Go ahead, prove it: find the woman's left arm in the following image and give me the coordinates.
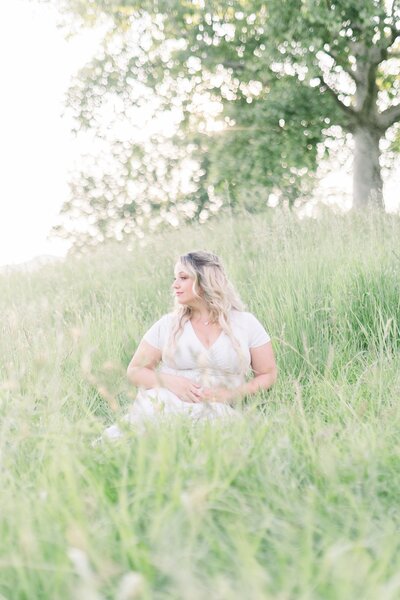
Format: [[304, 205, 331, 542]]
[[240, 342, 277, 396], [203, 341, 277, 403]]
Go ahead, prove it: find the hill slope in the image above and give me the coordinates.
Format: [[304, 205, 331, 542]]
[[1, 210, 400, 598]]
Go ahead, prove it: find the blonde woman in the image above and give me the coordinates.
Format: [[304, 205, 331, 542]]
[[104, 251, 277, 438]]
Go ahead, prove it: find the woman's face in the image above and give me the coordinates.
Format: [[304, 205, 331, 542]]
[[172, 263, 200, 306]]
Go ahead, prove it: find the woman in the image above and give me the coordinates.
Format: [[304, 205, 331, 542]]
[[104, 251, 277, 438]]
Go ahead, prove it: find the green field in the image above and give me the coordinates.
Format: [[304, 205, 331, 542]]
[[1, 209, 400, 599]]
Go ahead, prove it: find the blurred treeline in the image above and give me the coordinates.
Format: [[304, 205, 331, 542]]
[[49, 0, 400, 250]]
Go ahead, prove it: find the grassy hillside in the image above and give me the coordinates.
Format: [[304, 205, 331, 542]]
[[1, 209, 400, 599]]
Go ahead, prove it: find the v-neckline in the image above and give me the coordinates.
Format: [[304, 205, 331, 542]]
[[188, 320, 224, 352]]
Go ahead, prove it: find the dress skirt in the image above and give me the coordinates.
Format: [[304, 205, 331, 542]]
[[104, 387, 240, 439]]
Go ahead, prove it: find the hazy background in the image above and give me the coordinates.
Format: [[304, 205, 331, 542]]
[[1, 0, 399, 268], [0, 0, 101, 266]]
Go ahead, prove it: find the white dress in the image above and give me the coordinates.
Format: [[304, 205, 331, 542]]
[[104, 310, 270, 437]]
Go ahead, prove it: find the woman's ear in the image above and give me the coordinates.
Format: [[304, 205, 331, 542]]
[[195, 282, 204, 297]]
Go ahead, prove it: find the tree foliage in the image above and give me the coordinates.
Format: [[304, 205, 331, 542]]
[[51, 0, 400, 249]]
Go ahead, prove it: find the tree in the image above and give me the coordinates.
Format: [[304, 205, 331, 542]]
[[52, 0, 400, 248]]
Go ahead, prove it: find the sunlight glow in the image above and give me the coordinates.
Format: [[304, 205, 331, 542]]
[[0, 1, 399, 268]]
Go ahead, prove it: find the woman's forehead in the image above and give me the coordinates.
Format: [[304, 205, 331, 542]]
[[174, 262, 190, 275]]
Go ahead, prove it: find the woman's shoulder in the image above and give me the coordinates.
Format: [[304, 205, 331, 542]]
[[229, 310, 270, 346], [154, 312, 175, 327], [142, 312, 174, 348], [229, 310, 259, 323], [229, 309, 269, 331], [144, 312, 174, 332]]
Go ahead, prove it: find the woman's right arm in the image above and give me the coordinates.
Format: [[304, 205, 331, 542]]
[[127, 340, 202, 403]]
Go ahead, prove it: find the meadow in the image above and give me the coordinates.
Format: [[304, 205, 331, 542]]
[[1, 208, 400, 599]]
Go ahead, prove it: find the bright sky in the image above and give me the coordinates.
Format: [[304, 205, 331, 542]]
[[0, 1, 398, 268], [0, 0, 102, 267]]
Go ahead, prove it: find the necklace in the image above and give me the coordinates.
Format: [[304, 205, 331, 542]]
[[194, 316, 211, 326]]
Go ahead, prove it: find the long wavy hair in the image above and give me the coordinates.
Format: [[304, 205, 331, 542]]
[[168, 250, 247, 369]]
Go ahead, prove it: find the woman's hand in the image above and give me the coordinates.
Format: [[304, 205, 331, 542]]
[[165, 375, 204, 404], [202, 387, 236, 404]]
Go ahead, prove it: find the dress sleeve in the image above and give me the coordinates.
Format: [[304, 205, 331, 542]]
[[142, 314, 170, 350], [246, 313, 271, 348]]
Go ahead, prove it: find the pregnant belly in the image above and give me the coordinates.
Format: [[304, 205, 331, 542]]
[[158, 365, 244, 390], [127, 387, 240, 422]]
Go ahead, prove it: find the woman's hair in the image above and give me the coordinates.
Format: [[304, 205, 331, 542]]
[[168, 250, 247, 369]]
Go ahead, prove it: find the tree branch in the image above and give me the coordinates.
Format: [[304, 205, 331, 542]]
[[378, 103, 400, 130], [388, 23, 400, 48], [384, 4, 400, 50], [319, 74, 357, 120], [321, 49, 361, 84], [221, 60, 245, 71]]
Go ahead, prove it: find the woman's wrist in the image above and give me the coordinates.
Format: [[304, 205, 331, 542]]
[[157, 372, 177, 393], [232, 374, 276, 401]]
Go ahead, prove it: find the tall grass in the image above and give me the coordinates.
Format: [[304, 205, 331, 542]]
[[1, 208, 400, 599]]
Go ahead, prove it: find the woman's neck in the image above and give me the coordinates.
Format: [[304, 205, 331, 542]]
[[190, 305, 212, 324]]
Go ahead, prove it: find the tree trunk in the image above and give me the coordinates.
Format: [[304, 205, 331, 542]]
[[352, 126, 383, 210]]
